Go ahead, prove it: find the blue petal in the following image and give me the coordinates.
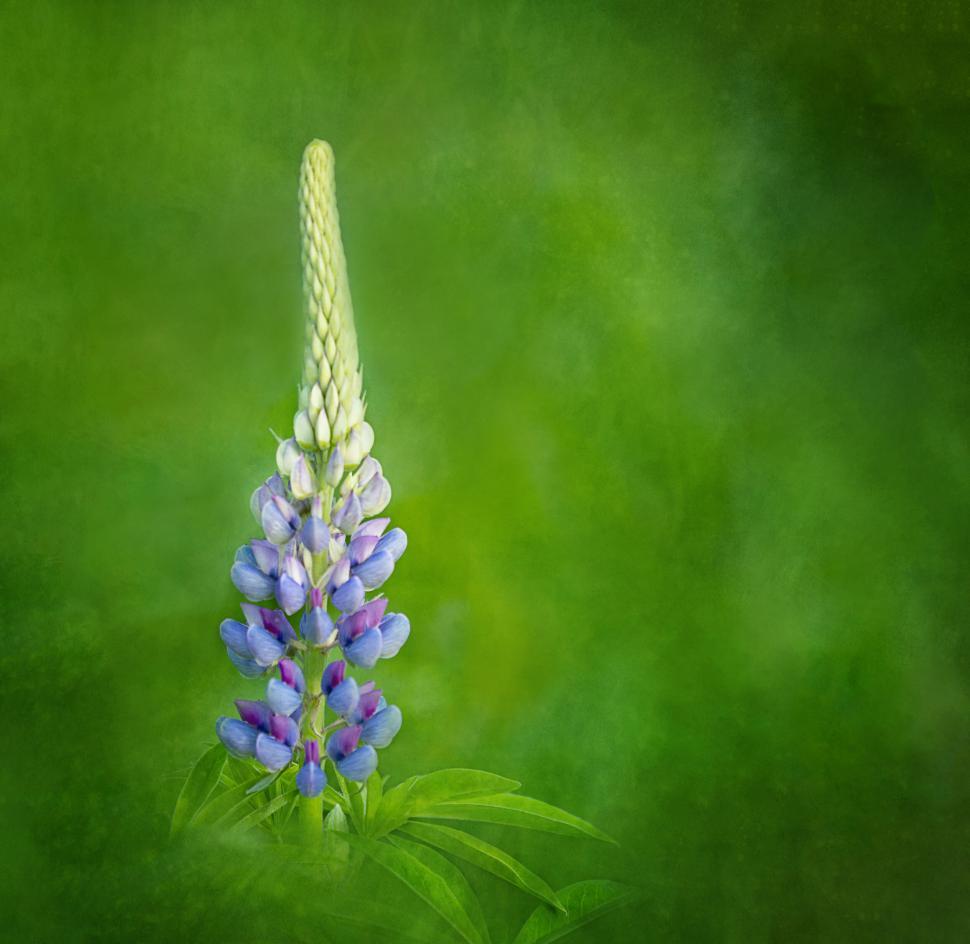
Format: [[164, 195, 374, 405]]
[[220, 619, 252, 656], [255, 733, 293, 772], [326, 677, 360, 717], [337, 745, 378, 782], [246, 624, 286, 667], [344, 627, 382, 669], [216, 717, 258, 758], [275, 573, 307, 615], [301, 607, 334, 646], [266, 678, 302, 716], [296, 761, 326, 798], [261, 498, 295, 545], [331, 576, 364, 614], [361, 705, 402, 749], [376, 527, 408, 562], [352, 550, 394, 591], [235, 545, 257, 567], [250, 540, 280, 577], [227, 647, 264, 678], [231, 562, 276, 601], [379, 613, 411, 659], [301, 516, 329, 554]]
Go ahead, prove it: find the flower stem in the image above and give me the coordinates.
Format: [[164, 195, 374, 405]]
[[299, 644, 327, 844]]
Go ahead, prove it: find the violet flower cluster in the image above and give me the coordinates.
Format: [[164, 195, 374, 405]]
[[216, 447, 408, 795]]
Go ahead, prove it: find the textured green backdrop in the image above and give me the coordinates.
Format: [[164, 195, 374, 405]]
[[2, 2, 968, 941]]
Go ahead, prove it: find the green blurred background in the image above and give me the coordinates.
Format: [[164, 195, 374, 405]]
[[2, 1, 968, 941]]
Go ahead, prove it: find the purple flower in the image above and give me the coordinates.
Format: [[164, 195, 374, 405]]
[[353, 549, 394, 591], [235, 699, 272, 730], [375, 527, 407, 562], [326, 725, 378, 782], [230, 560, 276, 602], [332, 576, 364, 614], [362, 704, 402, 748], [332, 492, 363, 534], [353, 517, 390, 539], [301, 515, 329, 555], [296, 739, 326, 798], [276, 553, 308, 614], [358, 474, 391, 516], [322, 659, 360, 716], [216, 717, 259, 758], [249, 473, 285, 523], [300, 589, 335, 646], [255, 732, 293, 771], [378, 612, 410, 659], [262, 494, 300, 544]]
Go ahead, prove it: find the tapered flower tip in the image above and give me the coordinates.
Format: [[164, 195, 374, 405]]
[[217, 717, 258, 758], [275, 573, 306, 615], [249, 474, 285, 523], [326, 724, 362, 762], [343, 428, 365, 468], [348, 533, 380, 566], [353, 549, 394, 591], [266, 677, 302, 716], [327, 677, 360, 717], [250, 540, 280, 577], [294, 409, 316, 449], [262, 495, 298, 545], [332, 575, 365, 613], [235, 699, 272, 731], [255, 732, 293, 772], [220, 619, 252, 656], [276, 436, 302, 477], [362, 705, 402, 749], [246, 624, 286, 667], [269, 713, 300, 747], [355, 686, 383, 722], [290, 454, 315, 500], [227, 647, 264, 678], [296, 760, 326, 798], [231, 562, 276, 602], [376, 527, 407, 562], [301, 516, 329, 555], [344, 626, 382, 668], [333, 492, 363, 534], [321, 659, 346, 693], [300, 606, 334, 646], [379, 613, 411, 659], [353, 517, 390, 540], [278, 657, 306, 692], [337, 745, 378, 782], [359, 475, 391, 516]]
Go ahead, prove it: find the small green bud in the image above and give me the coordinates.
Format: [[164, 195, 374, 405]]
[[276, 437, 302, 477], [294, 410, 315, 448], [315, 409, 332, 448]]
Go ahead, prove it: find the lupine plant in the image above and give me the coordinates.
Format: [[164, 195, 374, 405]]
[[171, 141, 635, 944]]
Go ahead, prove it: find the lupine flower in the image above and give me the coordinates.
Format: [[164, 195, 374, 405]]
[[212, 140, 410, 803]]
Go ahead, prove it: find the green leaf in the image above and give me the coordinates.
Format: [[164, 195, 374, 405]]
[[511, 880, 638, 944], [388, 835, 491, 944], [246, 768, 285, 795], [372, 769, 520, 837], [190, 775, 263, 828], [400, 821, 564, 912], [418, 793, 615, 844], [229, 790, 296, 833], [364, 771, 385, 835], [344, 833, 490, 944], [170, 743, 227, 836]]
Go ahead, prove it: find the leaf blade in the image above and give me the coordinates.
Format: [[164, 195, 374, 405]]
[[417, 793, 615, 843], [400, 820, 564, 912], [511, 880, 638, 944], [170, 743, 227, 836], [344, 833, 489, 944]]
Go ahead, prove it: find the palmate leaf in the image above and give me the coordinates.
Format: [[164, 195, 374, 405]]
[[343, 833, 490, 944], [170, 743, 226, 836], [511, 880, 638, 944], [373, 769, 521, 837], [400, 820, 564, 912], [417, 793, 615, 844]]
